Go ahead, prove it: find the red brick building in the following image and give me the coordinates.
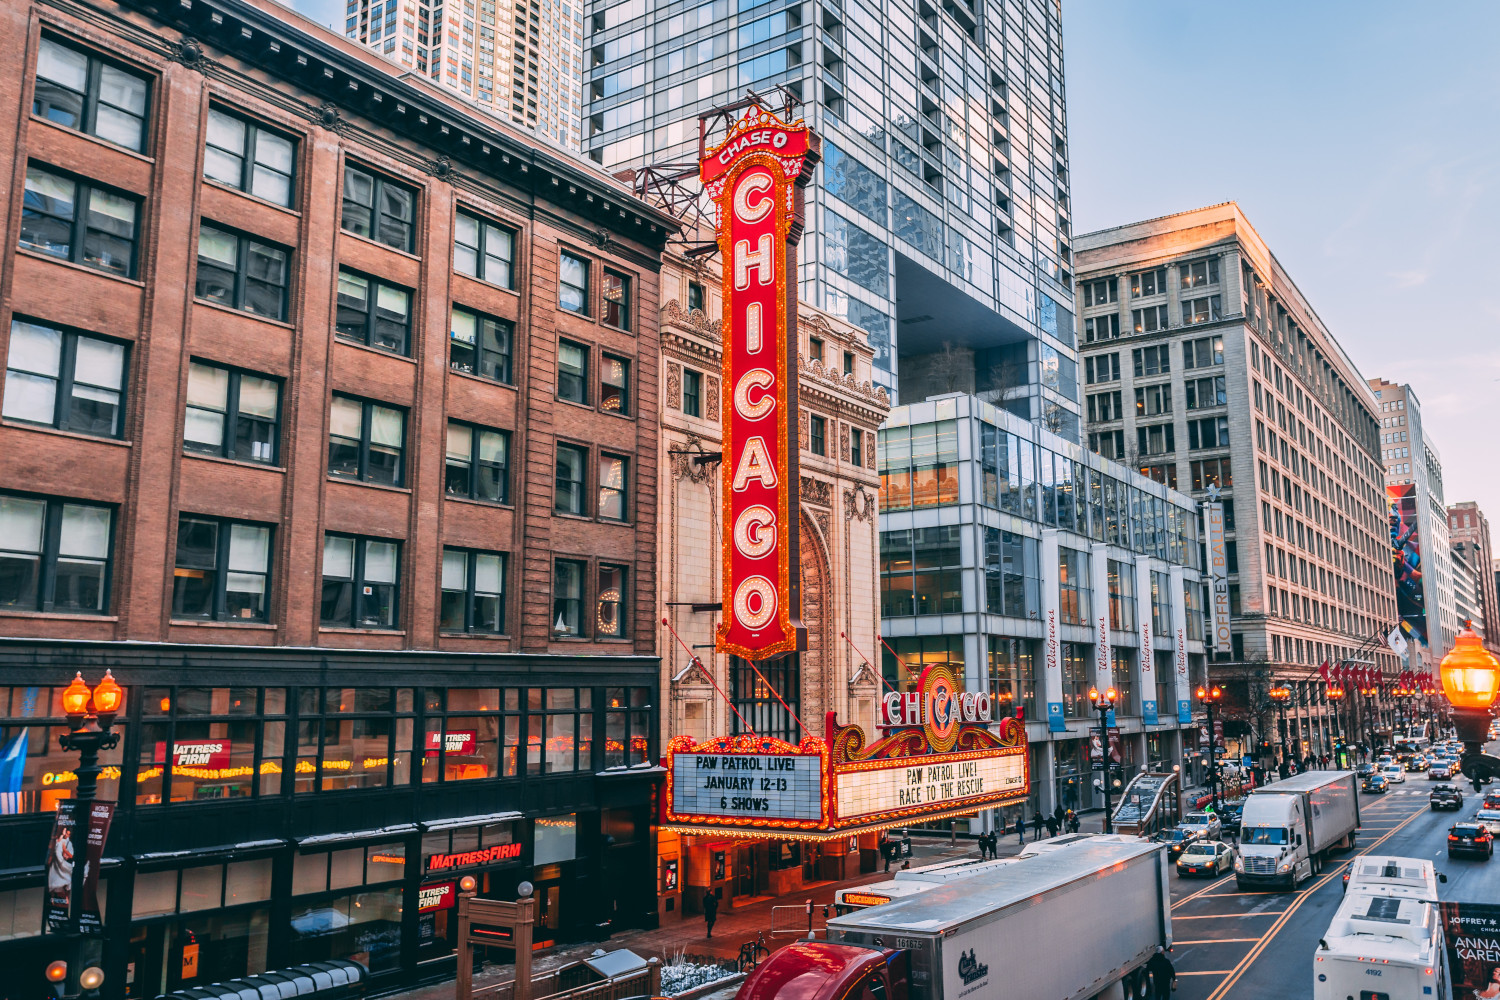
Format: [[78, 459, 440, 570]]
[[0, 0, 673, 991]]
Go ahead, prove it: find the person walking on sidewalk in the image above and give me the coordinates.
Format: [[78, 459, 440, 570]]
[[1067, 809, 1080, 834], [1045, 814, 1060, 838], [1145, 946, 1177, 999], [1032, 813, 1045, 841], [1013, 815, 1026, 846], [702, 888, 719, 939]]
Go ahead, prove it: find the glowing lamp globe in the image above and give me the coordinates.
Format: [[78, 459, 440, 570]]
[[1440, 626, 1500, 712], [92, 670, 124, 716], [61, 673, 91, 718]]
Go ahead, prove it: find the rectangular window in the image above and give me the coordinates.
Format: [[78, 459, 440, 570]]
[[850, 427, 864, 467], [1130, 268, 1167, 297], [810, 414, 826, 456], [1088, 430, 1125, 460], [203, 107, 296, 207], [552, 559, 585, 636], [1132, 345, 1170, 377], [557, 340, 589, 403], [1183, 336, 1225, 369], [196, 223, 290, 321], [21, 164, 139, 277], [1085, 353, 1120, 384], [171, 515, 271, 622], [1058, 547, 1091, 626], [341, 164, 416, 252], [602, 269, 630, 330], [1131, 305, 1167, 333], [453, 210, 515, 288], [843, 351, 855, 376], [0, 495, 112, 613], [808, 337, 824, 363], [682, 368, 702, 417], [601, 354, 630, 414], [1138, 463, 1176, 488], [1187, 416, 1230, 450], [1086, 391, 1121, 423], [3, 318, 126, 437], [320, 534, 399, 628], [1081, 277, 1117, 306], [1136, 423, 1175, 457], [687, 282, 704, 312], [1084, 314, 1119, 342], [183, 361, 279, 463], [1179, 258, 1219, 289], [1190, 457, 1233, 491], [440, 548, 506, 633], [327, 395, 405, 486], [445, 422, 510, 504], [1182, 296, 1222, 326], [1107, 559, 1136, 633], [555, 443, 587, 515], [335, 269, 411, 355], [1133, 384, 1170, 417], [449, 307, 512, 382], [597, 564, 627, 637], [33, 36, 150, 152], [598, 454, 628, 520], [559, 251, 589, 314], [1185, 376, 1226, 410]]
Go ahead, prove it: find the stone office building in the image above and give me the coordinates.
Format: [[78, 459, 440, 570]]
[[1074, 204, 1400, 759], [0, 0, 674, 991]]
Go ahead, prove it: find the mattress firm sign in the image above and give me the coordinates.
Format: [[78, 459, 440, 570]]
[[836, 752, 1027, 822], [670, 752, 823, 821]]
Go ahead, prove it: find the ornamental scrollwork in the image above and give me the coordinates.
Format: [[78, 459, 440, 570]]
[[844, 483, 876, 523]]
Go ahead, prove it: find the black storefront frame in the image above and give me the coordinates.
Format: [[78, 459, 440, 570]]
[[0, 641, 660, 997]]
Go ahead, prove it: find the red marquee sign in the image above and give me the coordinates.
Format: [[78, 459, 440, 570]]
[[702, 105, 819, 661]]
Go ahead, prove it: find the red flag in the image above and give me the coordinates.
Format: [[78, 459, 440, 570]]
[[1319, 661, 1330, 683]]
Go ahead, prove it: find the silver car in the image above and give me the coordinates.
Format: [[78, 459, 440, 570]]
[[1181, 811, 1223, 840]]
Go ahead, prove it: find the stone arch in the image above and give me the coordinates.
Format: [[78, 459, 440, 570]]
[[798, 509, 834, 724]]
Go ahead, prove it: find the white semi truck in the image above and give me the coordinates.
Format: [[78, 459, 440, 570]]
[[1235, 770, 1360, 889]]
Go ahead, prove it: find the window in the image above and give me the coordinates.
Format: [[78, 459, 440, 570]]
[[604, 687, 651, 766], [3, 318, 126, 437], [559, 251, 589, 314], [598, 454, 628, 520], [1058, 547, 1091, 625], [1130, 268, 1167, 297], [335, 270, 411, 355], [203, 108, 295, 206], [557, 340, 589, 403], [1085, 353, 1120, 384], [1137, 423, 1175, 457], [33, 36, 149, 152], [1190, 457, 1233, 491], [528, 693, 592, 774], [602, 269, 630, 329], [1107, 559, 1136, 632], [1182, 296, 1222, 326], [1084, 314, 1119, 342], [0, 495, 112, 613], [808, 337, 824, 363], [341, 164, 415, 252], [20, 165, 138, 277], [843, 351, 855, 376], [327, 396, 405, 486], [601, 355, 630, 414], [196, 223, 290, 321], [1185, 375, 1226, 410], [1089, 430, 1125, 460], [1139, 463, 1176, 488], [1086, 391, 1122, 423], [850, 427, 864, 466], [440, 548, 506, 633], [597, 564, 627, 637], [731, 654, 801, 741], [183, 362, 279, 463], [810, 414, 826, 456], [453, 211, 515, 288], [555, 443, 587, 515], [1132, 345, 1170, 377], [682, 368, 702, 417], [1183, 336, 1224, 368], [171, 516, 271, 621], [1134, 384, 1170, 417], [445, 422, 510, 504], [1179, 258, 1219, 289], [687, 282, 704, 311], [1081, 277, 1116, 306], [321, 535, 399, 628], [552, 558, 585, 635], [1188, 416, 1229, 450], [448, 306, 512, 382], [1131, 305, 1167, 334]]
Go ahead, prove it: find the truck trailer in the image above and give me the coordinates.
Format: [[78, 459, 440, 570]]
[[833, 856, 1019, 914], [737, 839, 1171, 1000], [1236, 770, 1359, 889]]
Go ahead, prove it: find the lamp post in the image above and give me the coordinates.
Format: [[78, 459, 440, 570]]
[[54, 671, 124, 999], [1268, 684, 1291, 773], [1088, 686, 1118, 833], [1197, 685, 1223, 810], [1438, 623, 1500, 791], [1326, 684, 1345, 766]]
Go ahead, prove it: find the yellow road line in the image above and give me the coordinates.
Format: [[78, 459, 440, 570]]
[[1174, 911, 1285, 919], [1179, 971, 1236, 976], [1172, 873, 1235, 910], [1173, 938, 1263, 945], [1206, 802, 1430, 1000]]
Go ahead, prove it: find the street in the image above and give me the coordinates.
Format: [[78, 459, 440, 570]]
[[1167, 780, 1493, 1000]]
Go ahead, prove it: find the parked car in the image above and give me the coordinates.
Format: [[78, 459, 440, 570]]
[[1476, 809, 1500, 836], [1381, 764, 1407, 784], [1176, 839, 1235, 877], [1362, 774, 1390, 794], [1431, 785, 1465, 810], [1449, 823, 1495, 860], [1156, 827, 1202, 861], [1430, 760, 1459, 779], [1181, 811, 1223, 840]]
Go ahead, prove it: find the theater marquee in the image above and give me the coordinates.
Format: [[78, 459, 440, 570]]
[[702, 105, 819, 662]]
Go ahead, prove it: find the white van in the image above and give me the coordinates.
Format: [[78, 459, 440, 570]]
[[1314, 857, 1450, 1000]]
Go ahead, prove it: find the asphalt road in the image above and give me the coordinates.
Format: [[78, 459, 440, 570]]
[[1167, 769, 1497, 1000]]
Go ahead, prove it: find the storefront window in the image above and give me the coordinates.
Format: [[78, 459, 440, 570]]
[[0, 686, 123, 813], [987, 637, 1037, 721], [604, 687, 650, 768], [423, 688, 514, 782], [294, 687, 414, 792], [288, 887, 403, 973], [0, 885, 44, 940], [133, 687, 284, 805], [534, 814, 577, 865], [882, 635, 964, 690], [528, 689, 591, 774]]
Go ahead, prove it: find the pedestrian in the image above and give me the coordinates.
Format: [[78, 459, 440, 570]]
[[1321, 754, 1329, 770], [986, 831, 996, 857], [702, 888, 719, 939], [1045, 815, 1059, 838], [1145, 945, 1177, 999], [1054, 802, 1066, 827], [1032, 813, 1045, 840], [881, 838, 893, 872], [1067, 810, 1080, 834], [1014, 815, 1026, 845]]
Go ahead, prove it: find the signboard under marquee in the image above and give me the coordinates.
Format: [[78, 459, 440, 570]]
[[703, 104, 819, 661], [661, 665, 1029, 838]]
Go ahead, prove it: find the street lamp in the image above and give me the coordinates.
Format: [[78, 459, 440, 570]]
[[55, 671, 124, 1000], [1326, 685, 1346, 766], [1439, 623, 1500, 791], [1196, 685, 1223, 810], [1088, 686, 1118, 833], [1268, 684, 1291, 773]]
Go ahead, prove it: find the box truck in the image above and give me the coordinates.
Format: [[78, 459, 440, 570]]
[[738, 839, 1171, 1000], [1314, 856, 1451, 1000], [1235, 770, 1359, 889]]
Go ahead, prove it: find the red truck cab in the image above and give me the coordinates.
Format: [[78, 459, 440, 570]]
[[738, 942, 910, 1000]]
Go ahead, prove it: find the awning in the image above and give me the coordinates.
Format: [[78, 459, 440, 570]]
[[421, 811, 523, 831], [154, 960, 366, 1000]]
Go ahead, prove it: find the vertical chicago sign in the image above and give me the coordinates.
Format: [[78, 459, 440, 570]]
[[702, 106, 819, 660]]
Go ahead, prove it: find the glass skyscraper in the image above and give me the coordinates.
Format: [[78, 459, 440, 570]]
[[582, 0, 1079, 433]]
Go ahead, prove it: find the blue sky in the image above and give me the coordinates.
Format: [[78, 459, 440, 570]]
[[1062, 0, 1500, 527]]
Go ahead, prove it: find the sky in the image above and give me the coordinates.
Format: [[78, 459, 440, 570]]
[[1061, 0, 1500, 528]]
